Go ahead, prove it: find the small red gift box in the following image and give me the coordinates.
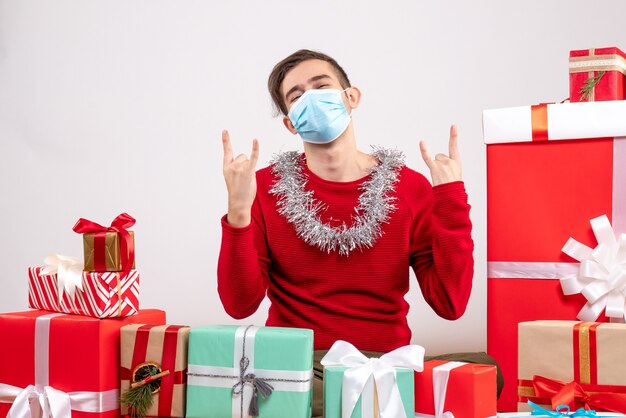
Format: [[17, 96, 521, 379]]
[[483, 100, 626, 411], [414, 360, 497, 418], [569, 47, 626, 102], [28, 266, 140, 318], [0, 309, 166, 418]]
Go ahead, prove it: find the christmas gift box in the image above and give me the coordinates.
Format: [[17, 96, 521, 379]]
[[483, 100, 626, 411], [186, 325, 314, 418], [321, 340, 423, 418], [73, 213, 136, 273], [120, 324, 190, 417], [517, 321, 626, 414], [28, 260, 140, 318], [0, 309, 166, 418], [414, 360, 497, 418], [569, 47, 626, 102]]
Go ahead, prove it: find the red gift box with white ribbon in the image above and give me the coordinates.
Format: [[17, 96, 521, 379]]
[[0, 309, 166, 418], [414, 360, 497, 418], [482, 100, 626, 411]]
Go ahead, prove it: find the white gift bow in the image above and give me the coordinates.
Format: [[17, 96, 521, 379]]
[[561, 214, 626, 322], [39, 254, 84, 300], [2, 384, 70, 418], [414, 361, 467, 418], [0, 313, 119, 418], [321, 340, 425, 418]]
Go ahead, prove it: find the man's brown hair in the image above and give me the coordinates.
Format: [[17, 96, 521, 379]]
[[268, 49, 351, 116]]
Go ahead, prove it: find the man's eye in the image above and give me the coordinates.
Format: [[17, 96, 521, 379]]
[[291, 95, 301, 103]]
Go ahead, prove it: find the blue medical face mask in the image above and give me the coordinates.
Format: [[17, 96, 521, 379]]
[[287, 88, 352, 144]]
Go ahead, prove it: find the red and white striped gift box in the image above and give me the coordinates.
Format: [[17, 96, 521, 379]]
[[28, 266, 140, 318]]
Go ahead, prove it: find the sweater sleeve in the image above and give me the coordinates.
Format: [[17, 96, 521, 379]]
[[217, 196, 271, 319], [409, 180, 474, 320]]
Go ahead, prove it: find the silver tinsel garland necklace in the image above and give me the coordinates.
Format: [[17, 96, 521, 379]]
[[269, 148, 405, 256]]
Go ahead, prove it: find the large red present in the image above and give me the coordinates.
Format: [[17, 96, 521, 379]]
[[414, 360, 497, 418], [28, 265, 140, 318], [483, 100, 626, 411], [0, 309, 166, 418], [569, 47, 626, 102]]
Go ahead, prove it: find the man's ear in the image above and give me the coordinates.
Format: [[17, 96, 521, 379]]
[[283, 116, 298, 135], [345, 86, 362, 110]]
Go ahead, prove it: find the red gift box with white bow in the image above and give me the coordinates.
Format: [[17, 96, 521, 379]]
[[0, 309, 166, 418], [483, 100, 626, 411]]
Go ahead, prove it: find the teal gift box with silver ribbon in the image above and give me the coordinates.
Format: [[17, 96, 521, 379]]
[[186, 325, 314, 418]]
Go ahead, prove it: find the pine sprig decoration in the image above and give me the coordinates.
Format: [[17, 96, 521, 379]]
[[120, 364, 161, 418], [579, 71, 605, 101], [121, 383, 154, 418]]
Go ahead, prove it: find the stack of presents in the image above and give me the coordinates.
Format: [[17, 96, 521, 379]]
[[1, 46, 625, 418]]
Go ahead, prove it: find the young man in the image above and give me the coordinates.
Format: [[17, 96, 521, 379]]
[[219, 49, 499, 416]]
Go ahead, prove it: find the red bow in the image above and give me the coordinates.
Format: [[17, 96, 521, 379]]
[[532, 375, 626, 414], [73, 213, 135, 280]]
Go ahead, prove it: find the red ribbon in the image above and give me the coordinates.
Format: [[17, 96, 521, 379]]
[[531, 103, 549, 142], [532, 375, 626, 413], [573, 322, 600, 385], [72, 213, 135, 280]]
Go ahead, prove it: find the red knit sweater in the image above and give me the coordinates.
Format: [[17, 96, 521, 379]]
[[217, 157, 474, 352]]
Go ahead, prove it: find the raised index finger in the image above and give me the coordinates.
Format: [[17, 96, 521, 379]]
[[449, 124, 461, 162], [222, 129, 233, 166]]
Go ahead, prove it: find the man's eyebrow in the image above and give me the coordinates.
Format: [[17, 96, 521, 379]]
[[309, 74, 332, 83], [284, 74, 334, 101]]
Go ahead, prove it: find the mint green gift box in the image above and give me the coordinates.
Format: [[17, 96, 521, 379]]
[[186, 325, 314, 418], [323, 366, 414, 418]]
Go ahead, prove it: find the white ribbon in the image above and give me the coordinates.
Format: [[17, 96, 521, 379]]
[[487, 261, 579, 280], [321, 340, 425, 418], [414, 362, 467, 418], [561, 214, 626, 322], [0, 313, 119, 418], [39, 254, 84, 300]]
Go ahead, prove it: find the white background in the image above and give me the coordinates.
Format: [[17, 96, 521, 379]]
[[1, 0, 625, 354]]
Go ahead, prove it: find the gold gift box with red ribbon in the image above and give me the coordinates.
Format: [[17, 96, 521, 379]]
[[121, 324, 191, 417], [82, 230, 136, 272], [518, 320, 626, 414], [569, 47, 626, 102], [73, 213, 136, 273]]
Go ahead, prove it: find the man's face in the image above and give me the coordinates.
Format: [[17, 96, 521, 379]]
[[280, 59, 347, 115]]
